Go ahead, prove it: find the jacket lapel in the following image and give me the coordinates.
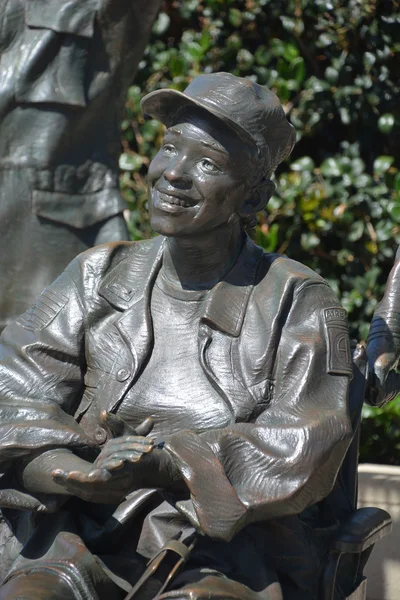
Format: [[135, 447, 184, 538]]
[[98, 237, 164, 411], [201, 235, 264, 336], [198, 236, 264, 420]]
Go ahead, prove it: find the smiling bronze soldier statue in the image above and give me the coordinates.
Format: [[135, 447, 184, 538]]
[[0, 0, 160, 330], [0, 73, 354, 600]]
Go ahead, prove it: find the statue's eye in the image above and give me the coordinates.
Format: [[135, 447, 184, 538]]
[[162, 144, 176, 156], [200, 159, 220, 173]]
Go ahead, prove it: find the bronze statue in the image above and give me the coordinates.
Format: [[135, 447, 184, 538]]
[[0, 0, 161, 331], [0, 73, 354, 600], [367, 246, 400, 405]]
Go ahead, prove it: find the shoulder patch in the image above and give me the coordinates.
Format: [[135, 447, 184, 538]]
[[17, 287, 69, 331], [324, 307, 353, 376]]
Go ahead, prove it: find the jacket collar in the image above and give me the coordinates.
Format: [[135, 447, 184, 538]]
[[98, 234, 264, 338], [201, 235, 264, 336], [98, 236, 165, 310]]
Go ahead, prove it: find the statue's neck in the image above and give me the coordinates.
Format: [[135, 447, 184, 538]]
[[162, 225, 244, 291]]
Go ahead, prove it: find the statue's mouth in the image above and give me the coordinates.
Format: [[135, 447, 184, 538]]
[[160, 193, 192, 208], [156, 189, 198, 211]]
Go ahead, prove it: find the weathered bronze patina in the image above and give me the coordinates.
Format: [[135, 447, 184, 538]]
[[0, 73, 354, 600], [0, 0, 161, 330], [367, 246, 400, 405]]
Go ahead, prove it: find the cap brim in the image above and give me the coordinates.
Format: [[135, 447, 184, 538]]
[[141, 88, 257, 150]]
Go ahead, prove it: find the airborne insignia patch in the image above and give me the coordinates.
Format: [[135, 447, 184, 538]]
[[324, 307, 353, 376]]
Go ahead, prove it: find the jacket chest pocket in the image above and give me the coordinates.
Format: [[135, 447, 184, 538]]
[[16, 0, 98, 107]]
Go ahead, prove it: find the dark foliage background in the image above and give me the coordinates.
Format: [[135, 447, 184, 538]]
[[119, 0, 400, 463]]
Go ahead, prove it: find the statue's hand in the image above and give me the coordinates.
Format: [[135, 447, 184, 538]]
[[51, 416, 155, 503], [52, 444, 179, 500], [51, 464, 137, 503], [94, 434, 154, 472], [51, 440, 153, 503], [96, 442, 181, 491], [366, 334, 400, 406]]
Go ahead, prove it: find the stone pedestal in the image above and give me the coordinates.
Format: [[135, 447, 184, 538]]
[[358, 464, 400, 600]]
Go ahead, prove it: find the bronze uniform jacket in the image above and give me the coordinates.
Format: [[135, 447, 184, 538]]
[[0, 235, 353, 546]]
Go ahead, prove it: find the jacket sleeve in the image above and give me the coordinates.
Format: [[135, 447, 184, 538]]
[[0, 257, 96, 473], [165, 282, 353, 541]]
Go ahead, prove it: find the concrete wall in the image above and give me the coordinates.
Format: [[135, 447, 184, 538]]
[[358, 464, 400, 600]]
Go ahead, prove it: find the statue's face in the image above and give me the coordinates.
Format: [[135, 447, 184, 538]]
[[147, 120, 252, 237]]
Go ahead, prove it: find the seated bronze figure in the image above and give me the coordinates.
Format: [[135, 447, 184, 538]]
[[0, 73, 355, 600]]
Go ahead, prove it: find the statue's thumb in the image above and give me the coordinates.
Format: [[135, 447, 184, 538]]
[[135, 417, 155, 437], [100, 411, 154, 438], [100, 410, 136, 437]]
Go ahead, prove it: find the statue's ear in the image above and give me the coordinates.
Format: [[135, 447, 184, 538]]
[[239, 179, 275, 218]]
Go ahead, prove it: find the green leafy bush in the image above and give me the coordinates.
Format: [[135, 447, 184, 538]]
[[120, 0, 400, 463], [361, 399, 400, 464]]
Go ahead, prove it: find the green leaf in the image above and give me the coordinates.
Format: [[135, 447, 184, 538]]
[[283, 42, 299, 62], [290, 156, 315, 172], [348, 221, 364, 241], [373, 155, 395, 175], [395, 173, 400, 201], [237, 49, 254, 69], [226, 33, 242, 50], [388, 202, 400, 223], [152, 12, 170, 35], [301, 232, 320, 250], [199, 30, 211, 51], [339, 157, 352, 173], [229, 8, 243, 27], [127, 86, 141, 101], [119, 153, 144, 171], [318, 33, 333, 47], [325, 67, 338, 84], [270, 38, 285, 57], [351, 158, 366, 176], [255, 45, 270, 66], [320, 158, 342, 177], [339, 107, 350, 125], [353, 173, 372, 188], [280, 16, 296, 32], [363, 52, 376, 68], [378, 114, 395, 134], [184, 42, 203, 62], [256, 224, 279, 252], [169, 55, 187, 78], [290, 57, 306, 85], [367, 93, 380, 106]]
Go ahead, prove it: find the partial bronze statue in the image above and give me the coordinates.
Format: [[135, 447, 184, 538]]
[[0, 0, 161, 330], [0, 73, 354, 600], [367, 246, 400, 405]]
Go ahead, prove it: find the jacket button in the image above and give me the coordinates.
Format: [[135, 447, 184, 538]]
[[94, 426, 108, 445], [116, 368, 130, 382]]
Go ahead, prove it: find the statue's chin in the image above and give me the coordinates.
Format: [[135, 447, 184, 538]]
[[150, 215, 185, 238]]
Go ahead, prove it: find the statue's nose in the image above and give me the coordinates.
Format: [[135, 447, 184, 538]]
[[163, 158, 192, 187]]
